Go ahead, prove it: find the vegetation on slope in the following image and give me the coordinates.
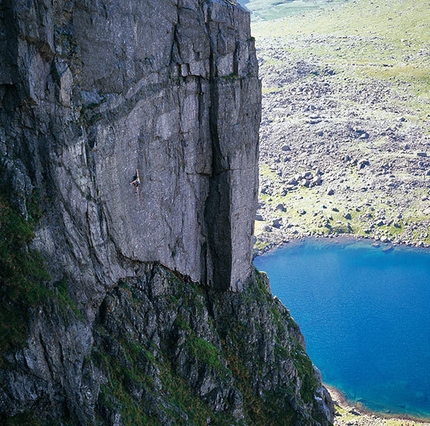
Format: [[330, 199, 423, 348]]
[[251, 0, 430, 251], [240, 0, 350, 22], [92, 268, 332, 425], [0, 187, 50, 363], [0, 180, 82, 372]]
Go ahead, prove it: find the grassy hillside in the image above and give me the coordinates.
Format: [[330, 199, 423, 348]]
[[252, 0, 430, 250], [239, 0, 350, 21], [253, 0, 430, 95]]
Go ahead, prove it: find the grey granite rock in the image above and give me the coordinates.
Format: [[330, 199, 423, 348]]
[[0, 1, 333, 424], [1, 0, 260, 301]]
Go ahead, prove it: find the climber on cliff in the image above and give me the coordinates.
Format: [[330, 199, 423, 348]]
[[130, 169, 140, 195]]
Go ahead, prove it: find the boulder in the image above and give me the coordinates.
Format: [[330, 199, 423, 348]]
[[275, 203, 286, 212]]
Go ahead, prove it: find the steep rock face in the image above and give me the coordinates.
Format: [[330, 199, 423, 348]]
[[0, 0, 334, 424], [0, 265, 333, 425], [1, 0, 260, 298], [93, 267, 334, 425]]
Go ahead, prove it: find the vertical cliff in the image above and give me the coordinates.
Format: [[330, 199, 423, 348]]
[[0, 0, 334, 424], [1, 0, 260, 296]]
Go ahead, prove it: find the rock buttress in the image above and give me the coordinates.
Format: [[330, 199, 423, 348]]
[[0, 0, 334, 424], [1, 0, 260, 298]]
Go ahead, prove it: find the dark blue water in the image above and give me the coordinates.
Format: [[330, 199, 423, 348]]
[[254, 238, 430, 419]]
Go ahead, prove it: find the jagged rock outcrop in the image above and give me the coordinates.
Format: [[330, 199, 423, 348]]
[[0, 264, 333, 425], [0, 0, 334, 424]]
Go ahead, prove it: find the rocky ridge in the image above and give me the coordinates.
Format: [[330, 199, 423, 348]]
[[0, 261, 334, 425]]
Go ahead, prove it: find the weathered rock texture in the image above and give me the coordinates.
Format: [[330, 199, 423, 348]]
[[1, 0, 260, 295], [0, 0, 334, 424]]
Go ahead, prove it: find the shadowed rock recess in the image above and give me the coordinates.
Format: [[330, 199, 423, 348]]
[[0, 0, 333, 424]]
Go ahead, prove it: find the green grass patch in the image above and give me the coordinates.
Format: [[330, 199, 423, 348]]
[[0, 193, 51, 362], [252, 0, 430, 40], [243, 0, 350, 22], [185, 337, 231, 378], [253, 0, 430, 104]]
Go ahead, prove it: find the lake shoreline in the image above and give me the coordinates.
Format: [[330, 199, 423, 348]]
[[326, 384, 430, 426], [253, 232, 430, 258]]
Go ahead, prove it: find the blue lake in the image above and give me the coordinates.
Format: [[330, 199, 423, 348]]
[[254, 238, 430, 419]]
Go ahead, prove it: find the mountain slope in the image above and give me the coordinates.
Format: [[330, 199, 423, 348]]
[[252, 0, 430, 250]]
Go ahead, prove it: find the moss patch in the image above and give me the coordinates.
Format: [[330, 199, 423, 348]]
[[0, 193, 50, 361]]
